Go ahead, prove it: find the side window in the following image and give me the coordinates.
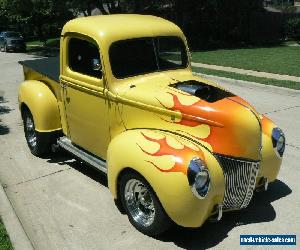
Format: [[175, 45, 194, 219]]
[[68, 38, 102, 78]]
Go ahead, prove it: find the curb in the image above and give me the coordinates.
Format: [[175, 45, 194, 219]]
[[194, 72, 300, 94], [0, 184, 34, 250]]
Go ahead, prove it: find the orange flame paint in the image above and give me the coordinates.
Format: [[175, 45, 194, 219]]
[[138, 132, 204, 175], [157, 92, 204, 127], [157, 92, 261, 159]]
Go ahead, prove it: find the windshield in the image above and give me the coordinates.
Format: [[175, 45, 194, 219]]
[[5, 32, 21, 38], [109, 36, 188, 79]]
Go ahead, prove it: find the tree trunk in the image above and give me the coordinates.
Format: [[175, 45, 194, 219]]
[[174, 0, 184, 28], [134, 0, 141, 13], [87, 2, 92, 16], [36, 25, 46, 45], [106, 0, 121, 14], [96, 0, 109, 14]]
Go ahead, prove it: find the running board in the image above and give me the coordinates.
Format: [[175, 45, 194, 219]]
[[57, 137, 107, 174]]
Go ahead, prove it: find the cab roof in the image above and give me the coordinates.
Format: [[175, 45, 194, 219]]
[[62, 14, 184, 45]]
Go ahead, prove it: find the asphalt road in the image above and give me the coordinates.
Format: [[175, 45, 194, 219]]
[[0, 52, 299, 250]]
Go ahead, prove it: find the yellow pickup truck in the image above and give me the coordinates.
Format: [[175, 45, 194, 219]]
[[18, 15, 285, 236]]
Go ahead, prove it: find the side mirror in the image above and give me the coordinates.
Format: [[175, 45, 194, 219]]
[[92, 58, 102, 71]]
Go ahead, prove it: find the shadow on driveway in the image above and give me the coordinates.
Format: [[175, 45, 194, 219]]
[[0, 95, 12, 135], [158, 180, 291, 249], [45, 150, 108, 187], [43, 150, 291, 249]]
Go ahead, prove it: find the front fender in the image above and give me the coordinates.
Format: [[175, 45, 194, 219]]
[[107, 129, 225, 227], [18, 80, 61, 132], [258, 115, 283, 182]]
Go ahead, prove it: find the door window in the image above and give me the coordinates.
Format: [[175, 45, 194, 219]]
[[68, 38, 102, 78]]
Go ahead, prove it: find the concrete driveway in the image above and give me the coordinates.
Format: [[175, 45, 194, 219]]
[[0, 52, 299, 250]]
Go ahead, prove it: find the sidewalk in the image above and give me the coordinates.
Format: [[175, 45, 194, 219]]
[[192, 62, 300, 83], [0, 184, 33, 250]]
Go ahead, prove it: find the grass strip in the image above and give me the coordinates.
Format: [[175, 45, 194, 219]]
[[0, 218, 13, 250], [193, 67, 300, 90], [26, 38, 60, 48]]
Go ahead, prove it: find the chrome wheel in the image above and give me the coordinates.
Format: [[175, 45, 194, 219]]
[[22, 109, 54, 156], [25, 116, 37, 147], [124, 179, 155, 227]]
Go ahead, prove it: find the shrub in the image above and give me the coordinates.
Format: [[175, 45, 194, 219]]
[[286, 17, 300, 40]]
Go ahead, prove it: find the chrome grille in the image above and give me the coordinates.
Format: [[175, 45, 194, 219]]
[[216, 155, 260, 210]]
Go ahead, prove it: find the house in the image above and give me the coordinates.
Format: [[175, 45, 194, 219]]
[[295, 0, 300, 6]]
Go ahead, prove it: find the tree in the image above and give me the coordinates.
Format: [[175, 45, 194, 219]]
[[69, 0, 168, 16], [0, 1, 9, 30], [1, 0, 267, 48], [69, 0, 122, 16], [0, 0, 74, 43]]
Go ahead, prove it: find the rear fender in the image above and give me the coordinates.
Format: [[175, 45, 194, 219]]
[[18, 80, 61, 132]]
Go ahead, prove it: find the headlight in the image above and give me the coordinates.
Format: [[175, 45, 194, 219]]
[[272, 127, 285, 157], [187, 157, 210, 199]]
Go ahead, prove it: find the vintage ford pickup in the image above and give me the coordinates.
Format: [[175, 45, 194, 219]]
[[18, 15, 285, 236]]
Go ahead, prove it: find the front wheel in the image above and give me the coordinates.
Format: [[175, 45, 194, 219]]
[[119, 172, 172, 236], [22, 110, 55, 156]]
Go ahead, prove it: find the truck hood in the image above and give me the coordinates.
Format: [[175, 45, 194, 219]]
[[117, 73, 261, 160]]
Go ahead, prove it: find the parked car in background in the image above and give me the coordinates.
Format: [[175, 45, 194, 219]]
[[0, 31, 26, 52]]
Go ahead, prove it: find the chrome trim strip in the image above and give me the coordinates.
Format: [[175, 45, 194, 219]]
[[263, 177, 269, 191], [216, 204, 223, 221], [209, 204, 223, 222], [57, 137, 107, 174]]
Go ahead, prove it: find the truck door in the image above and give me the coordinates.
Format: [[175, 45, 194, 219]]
[[60, 36, 110, 159]]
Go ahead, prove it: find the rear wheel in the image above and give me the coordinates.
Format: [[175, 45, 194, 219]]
[[119, 172, 172, 236], [22, 109, 55, 156]]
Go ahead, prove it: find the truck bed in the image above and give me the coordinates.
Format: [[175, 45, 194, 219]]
[[19, 57, 60, 83]]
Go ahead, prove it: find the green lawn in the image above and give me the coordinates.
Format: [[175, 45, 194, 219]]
[[191, 46, 300, 77], [0, 218, 13, 250], [193, 67, 300, 90], [26, 40, 43, 47]]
